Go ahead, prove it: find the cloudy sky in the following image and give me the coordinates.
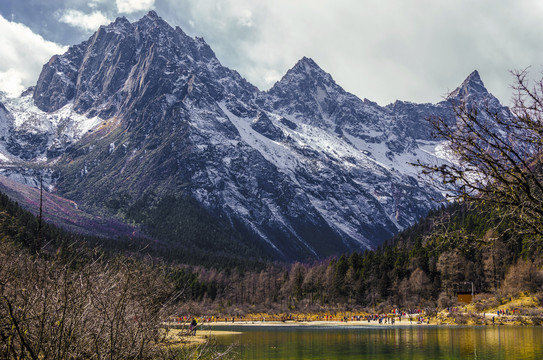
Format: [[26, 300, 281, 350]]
[[1, 0, 542, 106]]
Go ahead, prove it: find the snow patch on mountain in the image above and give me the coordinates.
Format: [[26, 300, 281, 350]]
[[219, 102, 299, 171], [0, 92, 102, 162]]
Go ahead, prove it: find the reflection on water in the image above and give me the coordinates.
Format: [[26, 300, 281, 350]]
[[213, 325, 543, 359]]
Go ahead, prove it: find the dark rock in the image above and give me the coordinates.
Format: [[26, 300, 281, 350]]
[[279, 117, 297, 130], [251, 112, 284, 141]]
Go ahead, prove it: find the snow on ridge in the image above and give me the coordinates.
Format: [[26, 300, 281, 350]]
[[218, 102, 300, 171], [343, 132, 451, 178], [220, 101, 394, 179], [2, 93, 103, 151]]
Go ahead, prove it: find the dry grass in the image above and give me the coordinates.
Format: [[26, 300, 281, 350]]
[[163, 328, 241, 348]]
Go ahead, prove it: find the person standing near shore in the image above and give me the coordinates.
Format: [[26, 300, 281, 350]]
[[189, 319, 197, 336]]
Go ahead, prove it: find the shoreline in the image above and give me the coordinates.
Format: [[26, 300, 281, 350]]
[[201, 319, 435, 327], [170, 312, 540, 330]]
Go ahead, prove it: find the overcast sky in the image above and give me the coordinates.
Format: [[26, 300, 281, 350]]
[[1, 0, 542, 106]]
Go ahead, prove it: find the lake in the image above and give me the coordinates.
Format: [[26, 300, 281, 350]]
[[212, 325, 543, 359]]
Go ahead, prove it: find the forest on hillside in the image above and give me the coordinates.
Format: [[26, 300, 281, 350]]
[[175, 203, 543, 316]]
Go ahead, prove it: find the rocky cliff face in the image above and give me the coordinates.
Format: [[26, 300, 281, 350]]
[[0, 12, 507, 261]]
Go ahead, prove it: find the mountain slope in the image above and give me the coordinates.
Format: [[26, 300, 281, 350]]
[[0, 174, 140, 239], [0, 12, 507, 261]]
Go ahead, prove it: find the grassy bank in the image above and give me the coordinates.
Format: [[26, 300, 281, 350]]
[[172, 292, 543, 328]]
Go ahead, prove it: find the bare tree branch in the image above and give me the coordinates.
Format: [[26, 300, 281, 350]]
[[416, 70, 543, 243]]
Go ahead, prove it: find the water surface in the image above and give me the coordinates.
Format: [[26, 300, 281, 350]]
[[213, 325, 543, 359]]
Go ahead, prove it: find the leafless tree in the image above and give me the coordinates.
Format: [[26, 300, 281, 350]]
[[0, 241, 234, 359], [417, 69, 543, 249]]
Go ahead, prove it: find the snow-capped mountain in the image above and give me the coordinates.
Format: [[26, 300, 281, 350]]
[[0, 12, 506, 261]]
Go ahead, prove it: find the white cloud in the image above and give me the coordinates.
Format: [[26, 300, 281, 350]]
[[0, 69, 27, 97], [0, 15, 67, 97], [174, 0, 543, 106], [116, 0, 155, 14], [59, 10, 110, 31], [88, 0, 108, 9], [263, 70, 281, 85], [4, 0, 543, 106], [237, 9, 254, 28]]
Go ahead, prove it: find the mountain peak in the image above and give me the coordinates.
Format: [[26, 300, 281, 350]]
[[464, 70, 484, 88], [297, 56, 318, 67], [448, 70, 489, 101], [112, 16, 129, 25], [145, 10, 160, 19], [134, 9, 170, 30], [108, 16, 132, 32], [261, 56, 350, 126], [291, 57, 327, 76], [269, 57, 337, 93]]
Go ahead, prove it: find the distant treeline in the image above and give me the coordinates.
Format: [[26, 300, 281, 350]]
[[177, 203, 543, 314]]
